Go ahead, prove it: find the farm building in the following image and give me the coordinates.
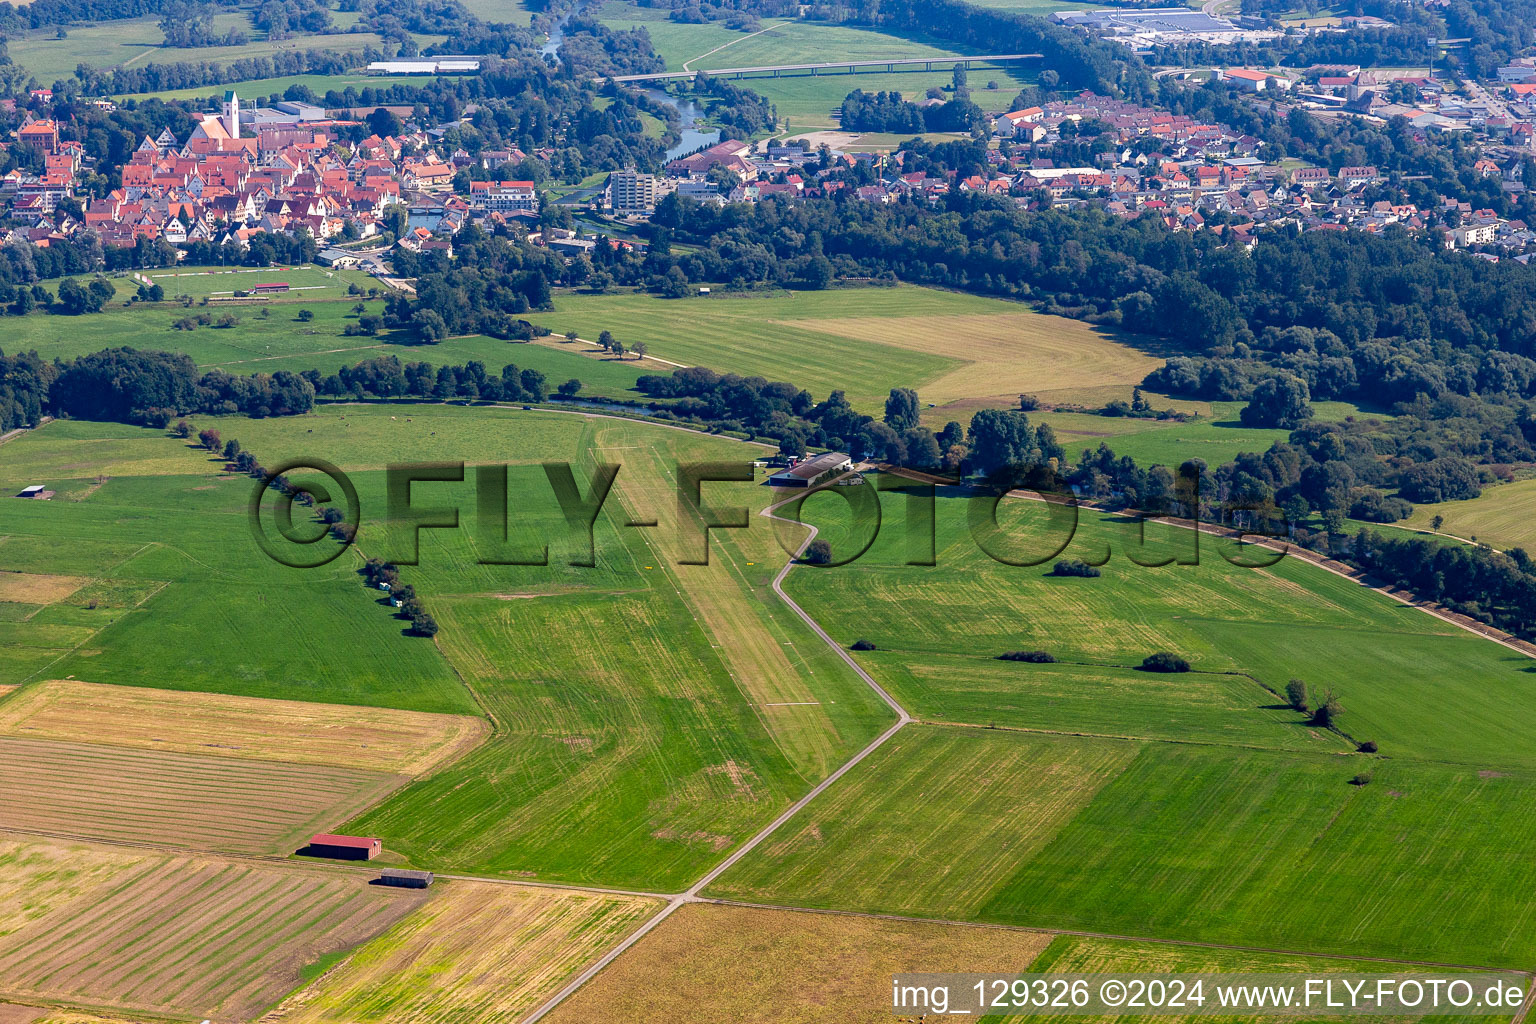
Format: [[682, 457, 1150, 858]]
[[16, 484, 53, 499], [252, 282, 291, 294], [379, 868, 434, 889], [768, 452, 854, 489], [308, 833, 382, 860]]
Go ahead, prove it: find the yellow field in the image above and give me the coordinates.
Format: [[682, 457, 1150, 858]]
[[0, 573, 88, 605], [1397, 477, 1536, 552], [0, 836, 425, 1020], [273, 881, 660, 1024], [0, 736, 403, 855], [546, 902, 1054, 1023], [0, 679, 488, 777], [0, 836, 158, 943], [779, 313, 1170, 414]]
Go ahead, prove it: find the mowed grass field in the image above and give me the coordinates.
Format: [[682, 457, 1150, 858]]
[[273, 881, 660, 1024], [8, 15, 410, 84], [0, 417, 475, 712], [0, 679, 487, 776], [347, 415, 894, 888], [534, 286, 1170, 414], [0, 836, 425, 1020], [710, 727, 1138, 918], [994, 934, 1513, 1024], [545, 902, 1054, 1024], [710, 728, 1536, 967], [782, 484, 1536, 769], [0, 735, 403, 854], [1396, 476, 1536, 552]]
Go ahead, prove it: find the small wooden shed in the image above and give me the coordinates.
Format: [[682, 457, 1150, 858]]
[[379, 868, 434, 889]]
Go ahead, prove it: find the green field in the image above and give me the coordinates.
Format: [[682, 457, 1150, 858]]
[[781, 484, 1536, 768], [347, 415, 895, 888], [591, 4, 1033, 128], [533, 286, 1168, 415], [711, 726, 1536, 967], [701, 479, 1536, 966], [763, 69, 1035, 129], [1395, 476, 1536, 552], [1, 275, 650, 401], [1038, 401, 1381, 469], [0, 417, 474, 713], [8, 13, 418, 85]]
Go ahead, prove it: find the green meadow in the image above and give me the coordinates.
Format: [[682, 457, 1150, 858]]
[[0, 417, 473, 713], [711, 724, 1536, 967], [2, 404, 895, 890], [8, 15, 419, 85], [705, 480, 1536, 966], [780, 483, 1536, 768]]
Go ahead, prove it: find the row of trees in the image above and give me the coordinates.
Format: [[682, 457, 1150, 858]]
[[50, 347, 314, 425]]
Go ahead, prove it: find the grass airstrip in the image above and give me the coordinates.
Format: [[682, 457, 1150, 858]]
[[7, 354, 1536, 1012]]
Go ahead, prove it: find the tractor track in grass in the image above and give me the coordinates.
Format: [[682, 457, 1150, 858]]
[[519, 476, 913, 1023]]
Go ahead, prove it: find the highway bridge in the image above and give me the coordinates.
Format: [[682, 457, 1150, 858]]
[[601, 53, 1042, 84]]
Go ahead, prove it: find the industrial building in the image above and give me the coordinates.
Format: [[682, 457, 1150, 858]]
[[379, 868, 435, 889]]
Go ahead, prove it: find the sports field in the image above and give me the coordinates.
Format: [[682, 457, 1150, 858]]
[[0, 735, 403, 853], [534, 287, 1171, 414], [0, 837, 425, 1020], [0, 679, 488, 776], [544, 902, 1055, 1024], [273, 881, 660, 1024]]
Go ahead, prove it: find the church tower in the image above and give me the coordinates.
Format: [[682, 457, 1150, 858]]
[[223, 90, 240, 139]]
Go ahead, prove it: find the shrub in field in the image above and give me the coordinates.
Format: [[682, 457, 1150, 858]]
[[998, 650, 1056, 663], [1140, 652, 1190, 673], [803, 539, 833, 565], [1051, 560, 1101, 578], [1350, 771, 1373, 786], [1311, 688, 1343, 727], [850, 639, 877, 651], [1285, 678, 1309, 712], [1358, 740, 1378, 753]]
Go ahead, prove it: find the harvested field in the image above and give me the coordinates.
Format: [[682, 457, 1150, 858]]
[[273, 881, 660, 1024], [0, 574, 88, 606], [0, 680, 488, 777], [544, 902, 1054, 1024], [0, 836, 157, 941], [0, 737, 404, 854], [0, 849, 425, 1020], [0, 1007, 43, 1024], [779, 312, 1168, 410]]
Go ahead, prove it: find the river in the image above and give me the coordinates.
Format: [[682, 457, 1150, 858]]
[[542, 5, 721, 160]]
